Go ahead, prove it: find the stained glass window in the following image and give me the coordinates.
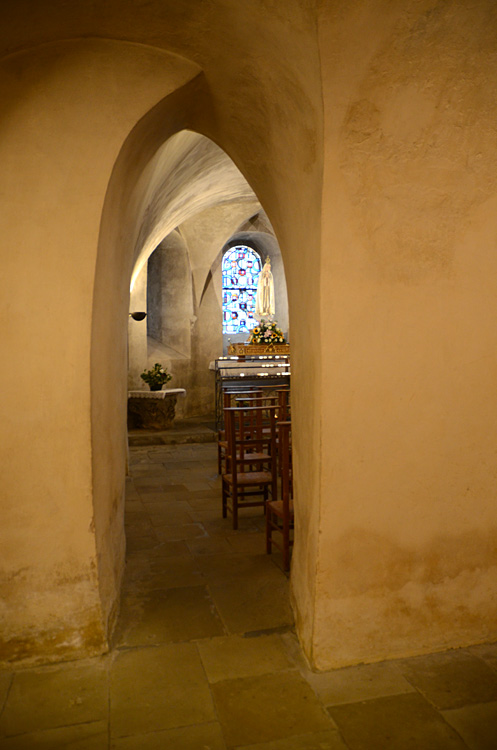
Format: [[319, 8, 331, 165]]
[[222, 245, 262, 334]]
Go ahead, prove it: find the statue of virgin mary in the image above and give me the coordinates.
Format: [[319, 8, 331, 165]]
[[255, 257, 275, 320]]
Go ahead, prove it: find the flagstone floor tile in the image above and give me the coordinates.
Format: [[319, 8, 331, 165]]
[[0, 672, 12, 714], [211, 671, 334, 747], [328, 692, 468, 750], [442, 700, 497, 749], [109, 643, 215, 738], [234, 730, 349, 750], [209, 573, 293, 635], [0, 720, 109, 749], [122, 553, 205, 591], [306, 660, 416, 707], [197, 633, 294, 683], [154, 522, 207, 542], [397, 650, 497, 710], [111, 722, 227, 750], [0, 659, 108, 737], [115, 585, 225, 647], [467, 642, 497, 673]]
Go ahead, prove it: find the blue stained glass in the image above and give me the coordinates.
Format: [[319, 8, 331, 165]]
[[222, 245, 262, 334]]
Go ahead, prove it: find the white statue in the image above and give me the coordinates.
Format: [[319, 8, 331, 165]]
[[255, 257, 275, 320]]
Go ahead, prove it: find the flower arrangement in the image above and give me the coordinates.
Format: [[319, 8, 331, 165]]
[[140, 363, 172, 391], [248, 320, 286, 345]]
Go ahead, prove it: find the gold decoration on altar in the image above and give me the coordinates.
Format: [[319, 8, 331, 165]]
[[228, 343, 290, 355]]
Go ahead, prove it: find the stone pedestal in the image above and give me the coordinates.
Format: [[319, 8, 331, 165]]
[[127, 389, 186, 430]]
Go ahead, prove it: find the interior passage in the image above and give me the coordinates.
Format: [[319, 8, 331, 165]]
[[0, 426, 496, 748]]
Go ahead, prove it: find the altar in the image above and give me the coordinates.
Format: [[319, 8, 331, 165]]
[[127, 388, 186, 430], [210, 355, 290, 430], [227, 342, 290, 356]]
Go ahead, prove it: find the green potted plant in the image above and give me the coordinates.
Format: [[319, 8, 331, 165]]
[[140, 363, 172, 391]]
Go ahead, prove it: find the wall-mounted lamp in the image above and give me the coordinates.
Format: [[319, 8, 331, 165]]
[[129, 312, 147, 321]]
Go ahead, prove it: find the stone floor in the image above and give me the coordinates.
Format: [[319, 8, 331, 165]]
[[1, 436, 497, 749]]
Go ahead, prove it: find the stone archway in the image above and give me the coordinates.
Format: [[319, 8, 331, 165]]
[[125, 130, 270, 418], [92, 92, 316, 651], [0, 19, 323, 666]]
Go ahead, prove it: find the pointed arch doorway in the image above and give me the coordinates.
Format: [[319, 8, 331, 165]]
[[92, 85, 296, 647]]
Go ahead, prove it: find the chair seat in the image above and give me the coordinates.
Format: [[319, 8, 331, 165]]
[[267, 499, 294, 518], [223, 470, 272, 486]]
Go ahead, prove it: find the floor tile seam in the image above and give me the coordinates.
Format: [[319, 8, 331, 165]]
[[426, 710, 475, 750], [109, 719, 224, 743], [134, 487, 192, 494], [121, 577, 209, 592], [0, 673, 13, 722], [441, 698, 497, 721], [324, 691, 482, 750], [325, 687, 446, 712], [393, 666, 497, 712], [203, 582, 231, 637], [230, 728, 352, 750], [242, 624, 295, 639], [204, 665, 303, 687], [194, 640, 227, 741], [126, 550, 195, 561], [465, 646, 497, 675], [0, 717, 109, 741], [0, 655, 112, 676], [145, 515, 201, 529], [112, 641, 193, 656], [120, 580, 211, 595], [148, 519, 209, 532], [435, 694, 497, 711]]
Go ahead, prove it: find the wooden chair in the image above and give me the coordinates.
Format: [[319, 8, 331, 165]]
[[218, 387, 290, 473], [277, 388, 291, 420], [217, 389, 263, 474], [266, 420, 293, 570], [222, 404, 278, 529]]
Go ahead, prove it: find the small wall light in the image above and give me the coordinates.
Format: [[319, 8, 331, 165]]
[[129, 312, 147, 321]]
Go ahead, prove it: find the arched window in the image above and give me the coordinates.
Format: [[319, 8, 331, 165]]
[[222, 245, 262, 334]]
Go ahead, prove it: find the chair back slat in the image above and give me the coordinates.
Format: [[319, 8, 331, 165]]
[[277, 420, 292, 513], [224, 405, 278, 494]]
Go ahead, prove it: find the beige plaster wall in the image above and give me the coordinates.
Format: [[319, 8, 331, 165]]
[[314, 0, 497, 668], [0, 37, 202, 662]]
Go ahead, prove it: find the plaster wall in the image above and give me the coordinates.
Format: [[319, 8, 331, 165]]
[[147, 232, 193, 358], [0, 37, 202, 662], [128, 266, 148, 391], [314, 0, 497, 668]]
